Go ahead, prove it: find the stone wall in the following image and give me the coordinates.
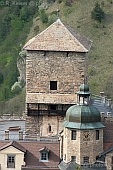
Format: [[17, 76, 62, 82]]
[[62, 128, 103, 164], [25, 50, 87, 137], [26, 51, 86, 94], [106, 151, 113, 170]]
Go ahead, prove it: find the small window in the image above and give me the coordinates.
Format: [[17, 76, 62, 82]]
[[50, 105, 57, 110], [71, 156, 76, 162], [39, 147, 49, 162], [83, 156, 89, 164], [50, 81, 57, 90], [7, 155, 15, 168], [48, 125, 51, 132], [96, 130, 99, 140], [71, 130, 76, 140], [41, 152, 48, 160]]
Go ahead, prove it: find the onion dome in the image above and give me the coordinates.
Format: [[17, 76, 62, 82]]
[[63, 84, 105, 129]]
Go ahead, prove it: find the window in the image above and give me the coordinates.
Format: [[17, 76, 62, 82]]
[[96, 130, 99, 140], [39, 147, 49, 162], [7, 155, 15, 168], [41, 152, 48, 160], [83, 157, 89, 164], [50, 104, 57, 110], [48, 125, 51, 132], [71, 130, 76, 140], [50, 81, 57, 90], [71, 156, 76, 162]]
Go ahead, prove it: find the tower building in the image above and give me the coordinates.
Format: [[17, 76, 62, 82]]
[[23, 19, 92, 138], [60, 84, 105, 165]]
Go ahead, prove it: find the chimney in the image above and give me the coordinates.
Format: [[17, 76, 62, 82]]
[[5, 130, 9, 140], [107, 112, 111, 117], [100, 112, 105, 117], [19, 130, 23, 140], [100, 92, 104, 97], [37, 134, 40, 141], [107, 99, 111, 107]]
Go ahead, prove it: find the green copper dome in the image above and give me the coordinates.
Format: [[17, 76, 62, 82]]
[[63, 105, 105, 129], [77, 84, 90, 95], [63, 84, 105, 129]]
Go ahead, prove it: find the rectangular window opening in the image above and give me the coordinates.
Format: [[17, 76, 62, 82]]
[[71, 156, 76, 162], [83, 156, 89, 164], [50, 104, 57, 110], [7, 155, 15, 168], [50, 81, 57, 90], [41, 152, 47, 160], [71, 130, 76, 140], [96, 130, 99, 140]]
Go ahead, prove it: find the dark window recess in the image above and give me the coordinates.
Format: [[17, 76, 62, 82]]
[[41, 152, 47, 160], [83, 156, 89, 164], [49, 125, 51, 132], [50, 81, 57, 90], [96, 130, 99, 140], [44, 51, 46, 56], [71, 130, 76, 140], [50, 105, 57, 110], [71, 156, 76, 162]]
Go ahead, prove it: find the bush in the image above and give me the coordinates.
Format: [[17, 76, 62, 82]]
[[0, 72, 4, 84], [40, 9, 48, 23], [91, 2, 105, 23]]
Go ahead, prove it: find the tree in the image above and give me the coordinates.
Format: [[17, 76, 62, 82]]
[[91, 2, 105, 23], [0, 72, 4, 84]]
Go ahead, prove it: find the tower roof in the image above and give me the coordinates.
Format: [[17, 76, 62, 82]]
[[77, 84, 91, 95], [63, 84, 105, 129], [23, 19, 92, 52]]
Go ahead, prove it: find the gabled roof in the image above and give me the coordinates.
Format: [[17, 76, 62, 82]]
[[23, 19, 92, 52], [0, 140, 26, 153]]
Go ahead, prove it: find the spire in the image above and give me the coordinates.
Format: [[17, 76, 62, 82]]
[[57, 9, 60, 19]]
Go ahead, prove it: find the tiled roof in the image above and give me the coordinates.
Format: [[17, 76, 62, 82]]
[[0, 140, 60, 169], [0, 140, 26, 153], [23, 19, 92, 52], [58, 161, 106, 170], [103, 122, 113, 143]]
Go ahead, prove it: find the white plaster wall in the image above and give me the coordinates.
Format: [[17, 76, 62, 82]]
[[0, 146, 25, 170]]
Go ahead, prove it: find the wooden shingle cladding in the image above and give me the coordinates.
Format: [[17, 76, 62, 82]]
[[23, 19, 92, 52]]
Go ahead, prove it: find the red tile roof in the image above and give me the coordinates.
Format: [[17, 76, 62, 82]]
[[103, 142, 113, 151], [23, 19, 92, 52], [0, 140, 60, 169]]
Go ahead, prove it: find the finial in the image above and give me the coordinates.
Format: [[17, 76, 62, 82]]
[[57, 9, 60, 18]]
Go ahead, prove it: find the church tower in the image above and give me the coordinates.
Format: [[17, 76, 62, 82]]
[[61, 84, 105, 165], [23, 19, 92, 138]]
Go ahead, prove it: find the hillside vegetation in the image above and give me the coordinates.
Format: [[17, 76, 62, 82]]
[[0, 0, 113, 115]]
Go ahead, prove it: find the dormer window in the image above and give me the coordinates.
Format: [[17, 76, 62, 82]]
[[39, 146, 49, 162], [7, 155, 15, 168]]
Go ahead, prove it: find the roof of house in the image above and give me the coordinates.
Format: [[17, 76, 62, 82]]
[[0, 140, 26, 153], [23, 19, 92, 52], [0, 140, 60, 169], [103, 122, 113, 143], [58, 161, 106, 170]]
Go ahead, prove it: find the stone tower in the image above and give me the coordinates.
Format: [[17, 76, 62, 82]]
[[23, 19, 92, 138], [61, 84, 105, 165]]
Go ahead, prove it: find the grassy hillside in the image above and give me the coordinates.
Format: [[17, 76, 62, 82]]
[[0, 0, 113, 115]]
